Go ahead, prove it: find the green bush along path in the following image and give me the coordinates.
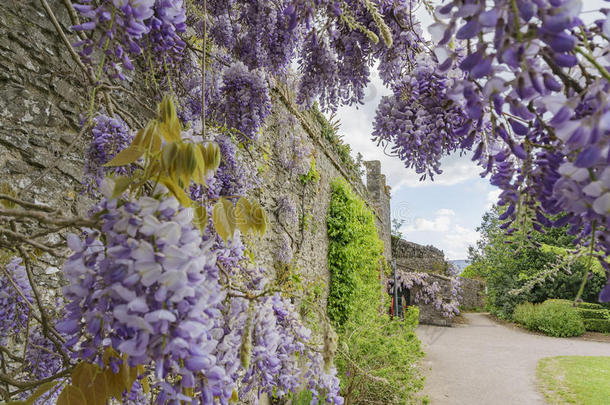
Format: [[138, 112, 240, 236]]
[[417, 313, 610, 405]]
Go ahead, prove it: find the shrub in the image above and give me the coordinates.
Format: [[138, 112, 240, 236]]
[[513, 302, 536, 329], [583, 319, 610, 333], [577, 302, 604, 310], [577, 308, 610, 320], [513, 300, 585, 337]]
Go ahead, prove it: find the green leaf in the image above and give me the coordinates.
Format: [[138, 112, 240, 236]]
[[213, 198, 236, 242], [4, 380, 61, 405], [193, 205, 208, 231], [56, 385, 86, 405], [235, 198, 252, 234], [160, 177, 192, 207], [103, 145, 145, 167], [111, 176, 132, 199]]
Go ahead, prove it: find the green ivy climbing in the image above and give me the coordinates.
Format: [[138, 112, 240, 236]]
[[327, 178, 384, 327], [327, 179, 424, 404]]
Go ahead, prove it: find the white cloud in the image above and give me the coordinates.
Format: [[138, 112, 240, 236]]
[[400, 210, 481, 260], [404, 208, 455, 233], [444, 225, 481, 260], [485, 189, 502, 210]]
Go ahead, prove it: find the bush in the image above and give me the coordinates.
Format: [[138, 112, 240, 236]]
[[577, 302, 604, 310], [577, 308, 610, 320], [513, 302, 536, 329], [513, 301, 585, 337], [583, 319, 610, 333]]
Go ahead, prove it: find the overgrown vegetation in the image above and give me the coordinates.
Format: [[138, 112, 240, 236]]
[[465, 207, 607, 318], [310, 103, 363, 179], [537, 356, 610, 404], [327, 179, 424, 404], [513, 300, 585, 337]]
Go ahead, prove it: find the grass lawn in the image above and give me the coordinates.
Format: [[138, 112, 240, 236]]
[[537, 356, 610, 404]]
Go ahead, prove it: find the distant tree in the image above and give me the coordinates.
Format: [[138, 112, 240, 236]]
[[467, 207, 607, 318]]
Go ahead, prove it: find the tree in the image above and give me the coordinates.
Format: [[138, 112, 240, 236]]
[[466, 207, 607, 318]]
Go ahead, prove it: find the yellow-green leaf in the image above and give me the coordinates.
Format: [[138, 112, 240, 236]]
[[56, 385, 86, 405], [204, 142, 221, 173], [213, 198, 236, 242], [193, 205, 208, 231], [230, 388, 239, 403], [158, 95, 182, 142], [251, 203, 268, 236], [5, 380, 62, 405], [72, 362, 108, 405], [235, 198, 252, 234], [71, 362, 95, 390], [111, 176, 132, 199], [161, 142, 179, 172], [192, 144, 207, 185], [0, 183, 16, 208], [104, 145, 145, 167], [160, 177, 192, 207]]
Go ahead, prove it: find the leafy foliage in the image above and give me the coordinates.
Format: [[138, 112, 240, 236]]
[[327, 178, 384, 327], [327, 179, 423, 404], [513, 300, 585, 337], [468, 207, 607, 318]]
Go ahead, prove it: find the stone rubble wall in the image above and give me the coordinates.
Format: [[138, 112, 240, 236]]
[[459, 277, 486, 310], [0, 0, 394, 316], [392, 236, 448, 275]]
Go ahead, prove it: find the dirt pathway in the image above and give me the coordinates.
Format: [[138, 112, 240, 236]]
[[416, 312, 610, 404]]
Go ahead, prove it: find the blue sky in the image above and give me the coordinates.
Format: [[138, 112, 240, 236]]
[[333, 1, 607, 260]]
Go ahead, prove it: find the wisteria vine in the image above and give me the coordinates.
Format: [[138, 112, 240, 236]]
[[4, 0, 610, 403]]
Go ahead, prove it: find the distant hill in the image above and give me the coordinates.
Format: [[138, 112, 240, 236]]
[[448, 259, 470, 274]]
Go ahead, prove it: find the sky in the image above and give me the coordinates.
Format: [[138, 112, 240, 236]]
[[334, 69, 499, 260], [332, 1, 607, 260]]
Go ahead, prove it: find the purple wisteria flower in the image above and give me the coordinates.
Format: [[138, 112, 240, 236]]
[[218, 61, 272, 141], [84, 114, 133, 193], [389, 271, 461, 319], [0, 257, 33, 345], [72, 0, 186, 79], [58, 193, 230, 403]]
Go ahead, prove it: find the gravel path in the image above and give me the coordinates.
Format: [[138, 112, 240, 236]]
[[416, 312, 610, 404]]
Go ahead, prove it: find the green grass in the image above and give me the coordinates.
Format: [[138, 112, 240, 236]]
[[537, 356, 610, 404]]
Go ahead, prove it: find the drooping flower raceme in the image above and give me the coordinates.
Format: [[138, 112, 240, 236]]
[[84, 114, 133, 192], [72, 0, 186, 79], [389, 271, 462, 319], [58, 194, 230, 403], [218, 61, 272, 141], [0, 257, 33, 345], [373, 55, 470, 180]]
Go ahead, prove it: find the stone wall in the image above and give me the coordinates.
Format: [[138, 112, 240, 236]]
[[410, 274, 455, 327], [459, 278, 486, 310], [392, 236, 448, 274], [0, 0, 394, 317], [365, 161, 392, 264]]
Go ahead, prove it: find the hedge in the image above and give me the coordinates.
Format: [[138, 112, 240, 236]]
[[583, 319, 610, 333], [576, 308, 610, 320], [577, 302, 604, 310], [513, 300, 585, 337]]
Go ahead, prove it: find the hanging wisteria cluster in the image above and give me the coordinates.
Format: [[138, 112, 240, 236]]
[[389, 271, 462, 319], [370, 0, 610, 301], [0, 258, 32, 345], [84, 114, 134, 193]]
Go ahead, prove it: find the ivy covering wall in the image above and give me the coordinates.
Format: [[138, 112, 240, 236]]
[[327, 179, 423, 404]]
